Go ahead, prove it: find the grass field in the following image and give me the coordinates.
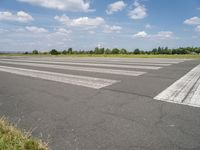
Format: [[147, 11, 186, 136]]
[[1, 54, 200, 59], [0, 117, 48, 150]]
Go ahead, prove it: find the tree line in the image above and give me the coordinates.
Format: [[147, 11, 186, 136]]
[[28, 47, 200, 55]]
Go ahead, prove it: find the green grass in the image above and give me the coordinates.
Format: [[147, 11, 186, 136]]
[[1, 53, 200, 59], [0, 117, 48, 150], [55, 54, 200, 59]]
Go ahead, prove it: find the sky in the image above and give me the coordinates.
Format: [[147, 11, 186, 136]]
[[0, 0, 200, 52]]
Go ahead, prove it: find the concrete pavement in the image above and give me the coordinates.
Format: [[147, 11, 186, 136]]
[[0, 56, 200, 150]]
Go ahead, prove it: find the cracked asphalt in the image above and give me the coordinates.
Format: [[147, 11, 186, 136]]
[[0, 57, 200, 150]]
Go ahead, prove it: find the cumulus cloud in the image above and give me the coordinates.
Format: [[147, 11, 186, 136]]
[[47, 28, 72, 44], [14, 28, 26, 32], [145, 24, 152, 29], [133, 31, 149, 38], [106, 1, 126, 15], [195, 25, 200, 32], [0, 11, 33, 23], [55, 28, 72, 35], [89, 31, 95, 34], [13, 26, 71, 37], [133, 31, 174, 39], [103, 25, 122, 33], [55, 15, 122, 34], [26, 26, 48, 33], [129, 0, 147, 20], [55, 15, 105, 28], [184, 16, 200, 32], [17, 0, 92, 12], [154, 31, 173, 39], [184, 16, 200, 25], [0, 29, 8, 33]]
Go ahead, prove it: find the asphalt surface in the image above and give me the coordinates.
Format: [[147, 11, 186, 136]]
[[0, 56, 200, 150]]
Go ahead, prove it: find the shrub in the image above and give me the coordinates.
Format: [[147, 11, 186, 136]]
[[49, 49, 59, 55]]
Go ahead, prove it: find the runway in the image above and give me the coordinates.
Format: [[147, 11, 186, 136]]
[[0, 56, 200, 150]]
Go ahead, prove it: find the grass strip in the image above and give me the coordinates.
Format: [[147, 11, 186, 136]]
[[0, 117, 48, 150], [0, 54, 200, 59]]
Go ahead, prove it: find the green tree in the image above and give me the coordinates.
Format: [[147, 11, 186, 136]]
[[94, 47, 104, 54], [120, 48, 127, 54], [50, 49, 59, 55], [105, 48, 112, 54], [152, 48, 158, 54], [134, 49, 141, 55], [158, 46, 162, 54], [89, 50, 94, 54], [32, 50, 39, 54], [62, 50, 68, 55], [111, 48, 120, 54], [68, 48, 73, 54], [100, 48, 105, 54]]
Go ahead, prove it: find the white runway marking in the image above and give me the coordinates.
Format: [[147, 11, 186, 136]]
[[0, 58, 173, 66], [154, 64, 200, 107], [0, 59, 162, 69], [0, 66, 119, 89], [104, 59, 185, 64], [0, 61, 146, 76], [1, 58, 187, 64]]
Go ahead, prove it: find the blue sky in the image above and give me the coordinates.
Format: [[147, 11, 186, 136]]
[[0, 0, 200, 51]]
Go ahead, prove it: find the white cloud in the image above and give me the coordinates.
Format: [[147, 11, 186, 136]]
[[47, 28, 72, 43], [17, 11, 34, 22], [133, 31, 174, 39], [103, 25, 122, 33], [55, 15, 105, 28], [129, 0, 147, 20], [184, 16, 200, 25], [106, 1, 126, 15], [154, 31, 173, 39], [133, 31, 149, 38], [0, 26, 72, 51], [195, 25, 200, 32], [89, 31, 95, 34], [17, 0, 92, 12], [55, 28, 72, 35], [145, 24, 152, 29], [26, 26, 48, 33], [0, 11, 33, 23], [55, 15, 122, 34], [0, 29, 8, 33], [15, 28, 26, 32]]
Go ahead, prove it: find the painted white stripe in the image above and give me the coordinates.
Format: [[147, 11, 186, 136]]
[[106, 59, 184, 64], [82, 58, 186, 63], [93, 62, 171, 66], [1, 58, 186, 64], [0, 59, 162, 69], [0, 65, 119, 89], [48, 60, 184, 64], [40, 58, 183, 64], [185, 78, 200, 106], [154, 64, 200, 107], [0, 61, 146, 76]]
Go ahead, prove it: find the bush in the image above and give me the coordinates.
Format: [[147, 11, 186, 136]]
[[49, 49, 59, 55], [134, 49, 141, 55], [32, 50, 39, 54], [112, 48, 120, 54], [68, 48, 73, 54], [120, 49, 127, 54], [62, 50, 68, 55]]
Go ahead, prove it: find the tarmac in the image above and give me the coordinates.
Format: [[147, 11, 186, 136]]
[[0, 56, 200, 150]]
